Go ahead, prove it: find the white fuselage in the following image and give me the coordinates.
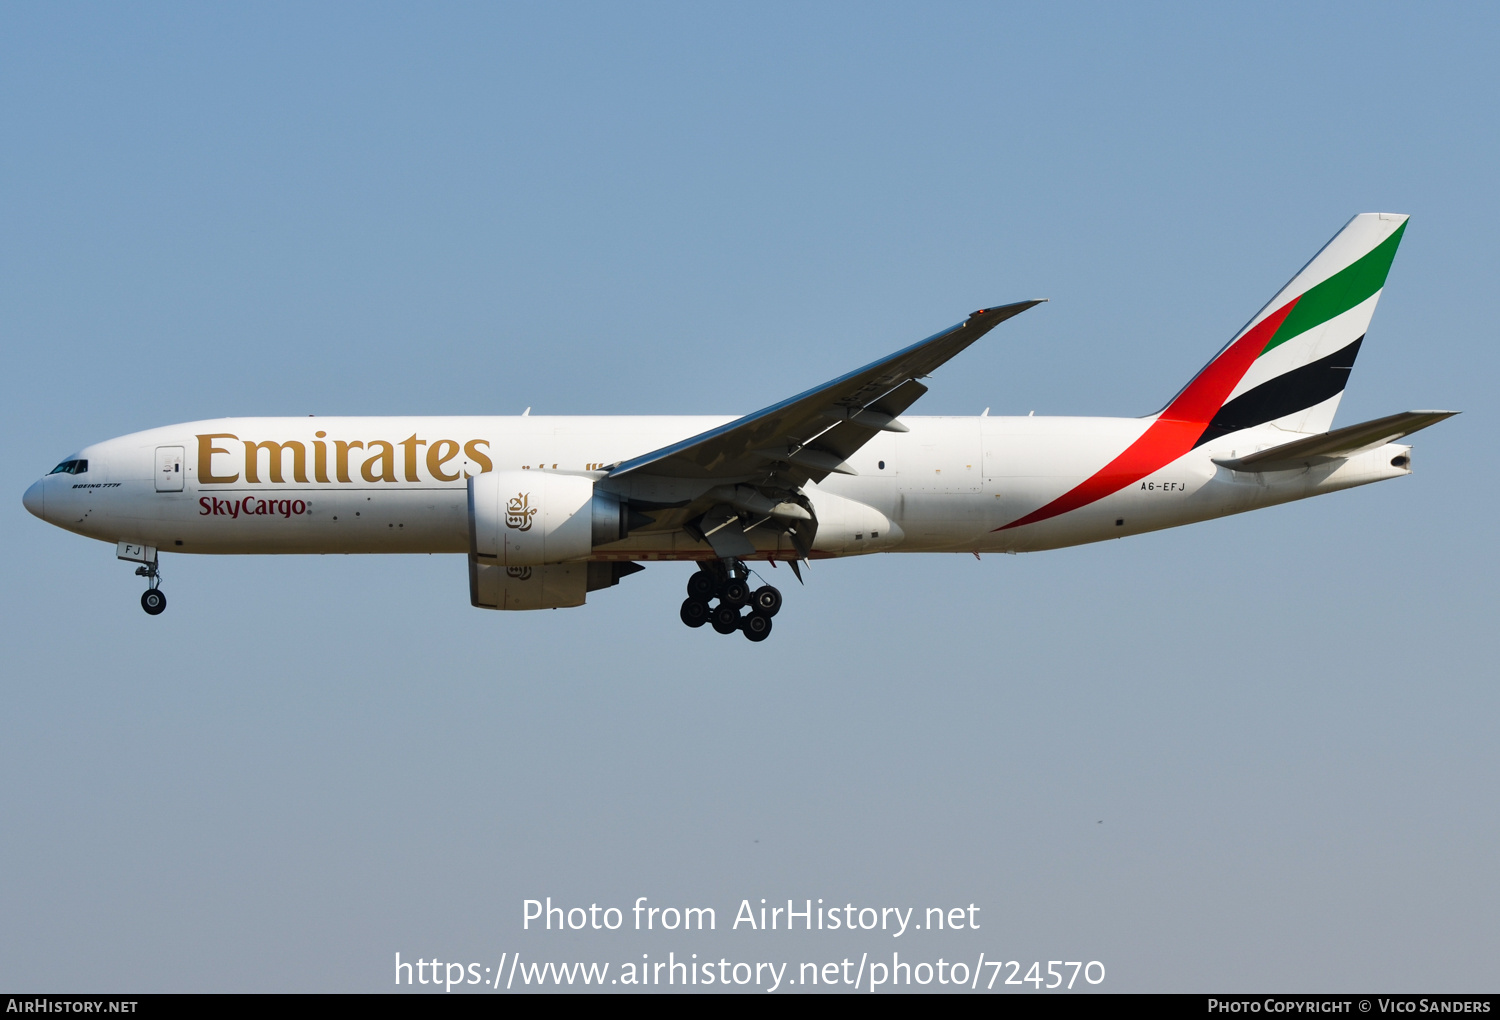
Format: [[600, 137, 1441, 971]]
[[25, 414, 1412, 562]]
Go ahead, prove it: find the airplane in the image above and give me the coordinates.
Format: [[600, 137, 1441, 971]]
[[22, 213, 1454, 641]]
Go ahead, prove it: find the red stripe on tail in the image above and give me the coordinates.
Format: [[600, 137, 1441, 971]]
[[997, 297, 1299, 532]]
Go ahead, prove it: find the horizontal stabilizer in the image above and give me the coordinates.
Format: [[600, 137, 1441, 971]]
[[1212, 410, 1458, 471]]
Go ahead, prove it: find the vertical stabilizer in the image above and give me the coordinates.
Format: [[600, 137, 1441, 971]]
[[1001, 214, 1409, 532], [1191, 213, 1408, 443]]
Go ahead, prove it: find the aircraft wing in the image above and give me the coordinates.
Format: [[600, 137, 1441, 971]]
[[608, 300, 1044, 485], [1211, 410, 1458, 471]]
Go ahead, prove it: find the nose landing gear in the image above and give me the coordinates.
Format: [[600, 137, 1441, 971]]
[[117, 543, 167, 616], [680, 559, 781, 641], [137, 561, 166, 615], [140, 586, 166, 615]]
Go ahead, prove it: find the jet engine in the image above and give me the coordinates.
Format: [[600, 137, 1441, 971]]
[[468, 470, 639, 566], [467, 470, 647, 610]]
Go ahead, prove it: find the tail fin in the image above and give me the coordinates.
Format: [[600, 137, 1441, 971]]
[[998, 214, 1409, 532], [1170, 213, 1408, 444]]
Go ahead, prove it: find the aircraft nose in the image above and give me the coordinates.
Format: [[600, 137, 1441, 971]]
[[22, 478, 44, 520]]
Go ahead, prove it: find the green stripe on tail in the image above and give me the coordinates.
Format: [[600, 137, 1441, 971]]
[[1261, 220, 1407, 356]]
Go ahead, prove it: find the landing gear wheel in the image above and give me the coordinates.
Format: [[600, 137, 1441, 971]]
[[750, 585, 782, 617], [141, 589, 167, 615], [686, 569, 717, 600], [679, 597, 710, 628], [711, 604, 742, 634], [741, 612, 772, 642], [721, 579, 750, 606]]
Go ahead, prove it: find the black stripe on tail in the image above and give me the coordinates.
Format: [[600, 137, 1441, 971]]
[[1193, 336, 1363, 447]]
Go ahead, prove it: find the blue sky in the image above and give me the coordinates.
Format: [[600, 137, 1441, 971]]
[[2, 2, 1496, 992]]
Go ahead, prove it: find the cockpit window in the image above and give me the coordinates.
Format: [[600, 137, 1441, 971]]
[[48, 459, 87, 475]]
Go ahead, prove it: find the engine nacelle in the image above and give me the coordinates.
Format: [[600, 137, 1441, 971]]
[[470, 561, 588, 611], [468, 470, 629, 567], [467, 472, 647, 610], [469, 559, 647, 611]]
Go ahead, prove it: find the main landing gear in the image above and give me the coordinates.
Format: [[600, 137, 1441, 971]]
[[679, 559, 782, 642], [137, 561, 166, 616]]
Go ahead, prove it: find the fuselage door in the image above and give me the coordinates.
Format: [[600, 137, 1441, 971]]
[[155, 446, 184, 492]]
